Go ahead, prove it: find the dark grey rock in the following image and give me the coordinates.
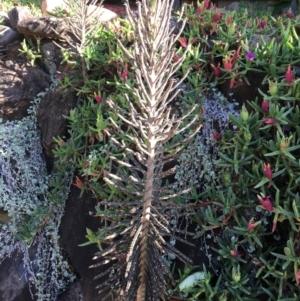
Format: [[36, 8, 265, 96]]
[[0, 60, 51, 122], [58, 188, 110, 301], [0, 25, 23, 48], [5, 40, 22, 60], [40, 40, 68, 75], [225, 1, 240, 11], [56, 281, 83, 301], [0, 248, 37, 301], [36, 86, 78, 157], [7, 6, 33, 31], [17, 17, 70, 40]]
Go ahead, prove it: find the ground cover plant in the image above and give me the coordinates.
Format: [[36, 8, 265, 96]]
[[0, 0, 42, 15], [51, 0, 300, 300], [2, 0, 300, 300]]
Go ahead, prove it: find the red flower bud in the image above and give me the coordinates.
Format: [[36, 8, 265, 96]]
[[287, 10, 294, 19], [173, 54, 180, 63], [178, 37, 187, 48], [223, 59, 232, 71], [230, 249, 239, 258], [197, 5, 203, 15], [261, 100, 269, 112], [211, 63, 221, 78], [121, 69, 128, 81], [213, 12, 222, 22], [286, 64, 293, 84], [258, 195, 273, 212], [212, 132, 222, 140], [226, 16, 233, 25], [263, 118, 277, 125], [257, 17, 268, 29], [295, 269, 300, 285], [74, 176, 83, 188], [263, 163, 272, 180], [229, 77, 236, 89], [94, 94, 102, 104], [203, 0, 210, 9], [247, 218, 256, 230]]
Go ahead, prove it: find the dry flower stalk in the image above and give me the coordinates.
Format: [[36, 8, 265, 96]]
[[90, 0, 202, 300]]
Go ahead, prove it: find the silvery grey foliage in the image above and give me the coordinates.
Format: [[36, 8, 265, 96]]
[[0, 115, 48, 220], [0, 84, 75, 300], [174, 85, 239, 192]]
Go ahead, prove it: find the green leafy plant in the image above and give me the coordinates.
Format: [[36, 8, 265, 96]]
[[50, 0, 300, 300], [19, 39, 42, 66]]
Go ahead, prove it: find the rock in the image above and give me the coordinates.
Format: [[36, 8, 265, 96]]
[[172, 0, 181, 10], [0, 25, 23, 48], [56, 281, 83, 301], [17, 17, 71, 40], [58, 188, 109, 301], [225, 1, 240, 11], [41, 0, 67, 17], [41, 0, 118, 22], [5, 41, 22, 60], [0, 60, 51, 122], [248, 34, 280, 51], [7, 6, 33, 31], [40, 40, 67, 75], [36, 85, 78, 157], [0, 248, 37, 301], [219, 71, 268, 110], [87, 5, 118, 23], [17, 7, 117, 42]]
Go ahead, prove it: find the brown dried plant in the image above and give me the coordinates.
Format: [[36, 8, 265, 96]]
[[89, 0, 202, 300], [59, 0, 104, 83]]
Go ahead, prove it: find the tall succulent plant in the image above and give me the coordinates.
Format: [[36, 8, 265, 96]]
[[90, 0, 201, 299]]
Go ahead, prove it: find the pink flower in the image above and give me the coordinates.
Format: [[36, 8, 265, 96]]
[[247, 218, 256, 230], [286, 64, 293, 84], [212, 132, 222, 140], [261, 100, 269, 112], [178, 37, 187, 48], [211, 63, 221, 78], [246, 52, 255, 61], [230, 249, 239, 258], [263, 118, 277, 125], [121, 69, 128, 81], [258, 195, 273, 212], [295, 269, 300, 285], [263, 163, 272, 180]]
